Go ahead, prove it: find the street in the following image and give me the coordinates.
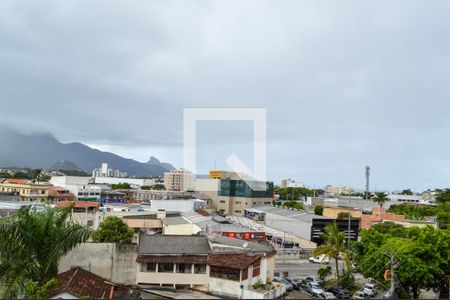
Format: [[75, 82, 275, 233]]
[[275, 258, 346, 278]]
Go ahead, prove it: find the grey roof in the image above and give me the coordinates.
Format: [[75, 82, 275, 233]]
[[162, 216, 190, 225], [139, 234, 211, 255], [208, 235, 275, 254]]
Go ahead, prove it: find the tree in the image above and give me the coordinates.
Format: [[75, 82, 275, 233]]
[[373, 192, 388, 221], [337, 212, 349, 219], [317, 266, 332, 281], [0, 206, 90, 298], [313, 222, 348, 281], [352, 225, 450, 299], [111, 182, 131, 190], [436, 189, 450, 204], [24, 278, 58, 299], [93, 216, 134, 243], [314, 205, 324, 216], [400, 189, 413, 195]]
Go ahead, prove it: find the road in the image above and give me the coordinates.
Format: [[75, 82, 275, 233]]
[[275, 259, 345, 278]]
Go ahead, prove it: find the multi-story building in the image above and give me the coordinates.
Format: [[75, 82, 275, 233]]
[[280, 179, 304, 188], [92, 163, 127, 178], [164, 168, 195, 192], [0, 178, 49, 201], [48, 186, 76, 202], [195, 170, 274, 216], [118, 189, 194, 202], [324, 185, 355, 195]]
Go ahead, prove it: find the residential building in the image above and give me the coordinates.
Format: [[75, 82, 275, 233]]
[[195, 175, 274, 216], [55, 201, 101, 228], [49, 267, 131, 299], [164, 168, 195, 192], [136, 235, 211, 291], [280, 179, 304, 188], [0, 178, 49, 201], [92, 163, 127, 178], [324, 185, 355, 196], [48, 186, 75, 202]]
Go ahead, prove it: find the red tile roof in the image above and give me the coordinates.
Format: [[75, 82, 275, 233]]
[[208, 253, 261, 270], [4, 178, 31, 184], [49, 268, 118, 300], [56, 201, 99, 209]]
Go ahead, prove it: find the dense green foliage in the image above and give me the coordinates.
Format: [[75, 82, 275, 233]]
[[281, 200, 304, 210], [387, 204, 437, 220], [111, 182, 131, 190], [352, 223, 450, 299], [93, 216, 134, 243], [314, 205, 324, 215], [337, 212, 350, 219], [317, 266, 332, 281], [59, 170, 90, 177], [24, 278, 58, 299], [400, 189, 413, 195], [436, 189, 450, 204], [141, 184, 165, 190], [274, 187, 322, 200], [0, 206, 90, 298], [313, 222, 350, 281]]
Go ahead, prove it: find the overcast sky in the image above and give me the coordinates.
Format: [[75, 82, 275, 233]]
[[1, 1, 450, 191]]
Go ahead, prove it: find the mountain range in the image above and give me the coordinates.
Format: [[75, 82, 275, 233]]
[[0, 129, 175, 177]]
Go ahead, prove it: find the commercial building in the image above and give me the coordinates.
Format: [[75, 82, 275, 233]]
[[94, 177, 156, 187], [311, 218, 360, 245], [164, 168, 195, 192], [0, 178, 49, 201], [119, 189, 194, 202], [324, 185, 355, 196], [195, 170, 274, 216], [280, 179, 304, 188]]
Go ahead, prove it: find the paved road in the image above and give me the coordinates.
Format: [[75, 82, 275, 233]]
[[275, 259, 346, 278]]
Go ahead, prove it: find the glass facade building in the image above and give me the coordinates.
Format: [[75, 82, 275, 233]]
[[218, 179, 273, 198]]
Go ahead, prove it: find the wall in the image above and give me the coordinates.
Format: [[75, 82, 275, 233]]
[[242, 285, 286, 300], [163, 223, 201, 235], [322, 207, 362, 219], [136, 264, 209, 287], [59, 242, 138, 285], [209, 277, 242, 298]]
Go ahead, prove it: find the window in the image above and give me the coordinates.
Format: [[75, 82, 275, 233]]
[[193, 264, 206, 274], [219, 200, 226, 203], [87, 220, 94, 227], [210, 266, 240, 281], [176, 263, 192, 274], [234, 210, 241, 213], [141, 262, 157, 272], [235, 201, 241, 204], [158, 263, 174, 273]]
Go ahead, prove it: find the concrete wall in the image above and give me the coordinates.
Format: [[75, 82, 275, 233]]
[[59, 242, 138, 285], [163, 223, 201, 235], [136, 264, 209, 287], [322, 207, 362, 219], [209, 277, 242, 298]]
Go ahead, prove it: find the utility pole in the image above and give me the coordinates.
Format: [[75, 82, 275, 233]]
[[347, 197, 351, 249], [365, 166, 370, 201], [384, 252, 398, 300]]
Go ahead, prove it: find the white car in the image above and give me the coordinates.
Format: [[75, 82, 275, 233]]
[[309, 254, 330, 264], [363, 283, 377, 296], [307, 282, 325, 296]]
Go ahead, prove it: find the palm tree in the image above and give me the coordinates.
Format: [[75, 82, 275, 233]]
[[373, 192, 388, 221], [313, 222, 348, 281], [0, 205, 90, 298]]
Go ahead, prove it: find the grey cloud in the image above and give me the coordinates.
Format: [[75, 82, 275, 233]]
[[1, 0, 450, 190]]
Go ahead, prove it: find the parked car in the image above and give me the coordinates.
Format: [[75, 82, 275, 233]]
[[302, 276, 324, 286], [309, 254, 330, 264], [307, 282, 325, 296], [273, 277, 293, 292], [363, 283, 377, 296], [315, 292, 337, 299], [284, 277, 301, 290], [353, 290, 370, 299], [327, 286, 352, 299]]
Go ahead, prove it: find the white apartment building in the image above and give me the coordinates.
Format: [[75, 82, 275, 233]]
[[324, 185, 355, 195], [49, 176, 102, 201], [92, 163, 127, 178], [280, 179, 304, 188], [164, 168, 195, 192]]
